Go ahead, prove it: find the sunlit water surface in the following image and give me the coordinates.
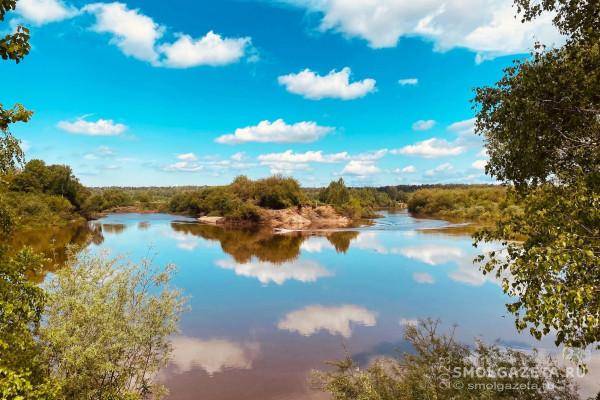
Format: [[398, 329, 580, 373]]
[[58, 212, 600, 398]]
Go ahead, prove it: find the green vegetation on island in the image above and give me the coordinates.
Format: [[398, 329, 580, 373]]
[[167, 176, 403, 223]]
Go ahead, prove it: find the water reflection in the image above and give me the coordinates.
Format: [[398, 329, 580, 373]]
[[27, 211, 597, 399], [278, 305, 377, 338], [215, 258, 332, 285], [100, 223, 128, 235], [171, 222, 359, 264], [170, 336, 260, 375], [171, 223, 305, 263], [9, 222, 103, 275], [399, 244, 464, 265], [138, 221, 151, 230]]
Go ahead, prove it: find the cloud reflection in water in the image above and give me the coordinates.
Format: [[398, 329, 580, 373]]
[[170, 336, 260, 376], [278, 305, 377, 338], [215, 258, 333, 285]]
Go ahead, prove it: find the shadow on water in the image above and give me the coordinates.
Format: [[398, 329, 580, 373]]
[[171, 222, 359, 264]]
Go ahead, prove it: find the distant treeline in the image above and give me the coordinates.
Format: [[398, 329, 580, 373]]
[[1, 158, 509, 228]]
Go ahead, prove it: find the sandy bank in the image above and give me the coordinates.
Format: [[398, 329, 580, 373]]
[[196, 205, 351, 230]]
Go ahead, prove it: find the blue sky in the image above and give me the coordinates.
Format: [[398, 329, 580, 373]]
[[2, 0, 561, 186]]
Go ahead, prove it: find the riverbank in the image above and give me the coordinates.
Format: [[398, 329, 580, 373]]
[[198, 205, 353, 230]]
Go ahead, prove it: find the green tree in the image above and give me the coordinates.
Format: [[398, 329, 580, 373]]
[[11, 160, 90, 209], [0, 248, 57, 399], [0, 1, 30, 63], [0, 2, 55, 398], [319, 178, 350, 206], [473, 0, 599, 349], [514, 0, 599, 43], [0, 200, 13, 237], [1, 0, 32, 176], [41, 252, 186, 400]]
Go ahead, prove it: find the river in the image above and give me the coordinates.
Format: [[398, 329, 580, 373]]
[[21, 211, 600, 399]]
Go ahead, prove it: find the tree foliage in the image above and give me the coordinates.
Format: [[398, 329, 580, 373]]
[[0, 2, 55, 397], [0, 248, 57, 399], [474, 0, 600, 349], [0, 0, 31, 176], [0, 0, 30, 63], [476, 180, 600, 349], [319, 178, 351, 206], [407, 186, 515, 223], [474, 43, 599, 189], [41, 252, 186, 400], [514, 0, 599, 42], [10, 160, 90, 209]]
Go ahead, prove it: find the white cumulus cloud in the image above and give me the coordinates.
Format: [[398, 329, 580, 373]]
[[285, 0, 562, 61], [398, 78, 419, 86], [392, 138, 465, 158], [215, 119, 333, 144], [278, 67, 376, 100], [259, 150, 349, 164], [177, 153, 198, 161], [399, 318, 419, 327], [278, 304, 377, 338], [448, 117, 476, 136], [163, 161, 203, 173], [400, 165, 417, 173], [231, 152, 246, 161], [84, 2, 250, 67], [16, 0, 76, 24], [412, 119, 436, 131], [341, 160, 380, 176], [84, 2, 164, 64], [259, 150, 349, 174], [159, 31, 250, 68], [57, 117, 127, 136]]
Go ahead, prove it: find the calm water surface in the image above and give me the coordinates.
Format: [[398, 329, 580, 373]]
[[64, 211, 599, 398]]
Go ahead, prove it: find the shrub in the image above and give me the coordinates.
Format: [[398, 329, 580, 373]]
[[255, 175, 305, 209], [314, 319, 580, 400], [42, 252, 186, 400], [407, 187, 511, 223], [1, 192, 78, 228]]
